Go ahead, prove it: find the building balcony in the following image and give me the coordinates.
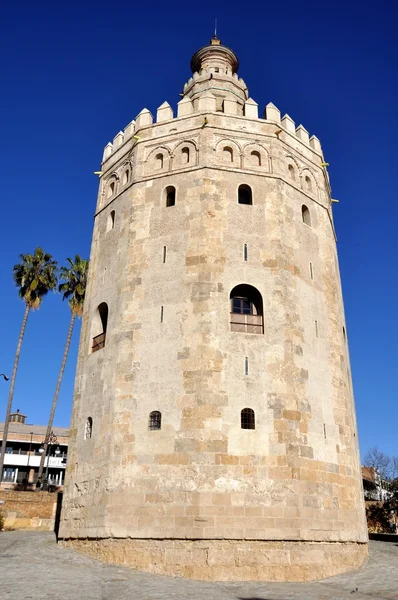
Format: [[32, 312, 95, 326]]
[[92, 332, 106, 352], [230, 313, 263, 334]]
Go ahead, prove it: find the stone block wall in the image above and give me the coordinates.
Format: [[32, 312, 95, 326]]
[[0, 490, 59, 531]]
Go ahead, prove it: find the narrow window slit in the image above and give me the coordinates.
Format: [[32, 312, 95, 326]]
[[323, 423, 327, 439], [160, 306, 164, 323], [315, 320, 318, 337], [309, 262, 313, 280], [245, 356, 249, 376], [163, 246, 167, 263], [244, 243, 248, 262]]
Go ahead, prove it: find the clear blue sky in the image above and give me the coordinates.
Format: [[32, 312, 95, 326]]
[[0, 1, 396, 460]]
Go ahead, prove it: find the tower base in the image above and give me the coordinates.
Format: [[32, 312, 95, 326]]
[[62, 538, 368, 581]]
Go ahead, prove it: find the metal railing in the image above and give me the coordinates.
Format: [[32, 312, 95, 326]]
[[230, 313, 263, 334], [92, 332, 106, 352]]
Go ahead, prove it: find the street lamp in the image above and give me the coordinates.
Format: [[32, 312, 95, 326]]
[[38, 431, 58, 491]]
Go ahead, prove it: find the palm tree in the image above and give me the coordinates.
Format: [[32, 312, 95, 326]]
[[0, 248, 58, 481], [38, 255, 89, 484]]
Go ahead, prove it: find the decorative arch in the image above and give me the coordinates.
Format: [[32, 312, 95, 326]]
[[285, 155, 300, 183], [230, 284, 263, 334], [147, 145, 172, 172], [172, 139, 198, 169], [106, 174, 119, 199], [215, 138, 242, 167], [243, 143, 270, 171], [120, 161, 132, 186], [300, 169, 318, 197]]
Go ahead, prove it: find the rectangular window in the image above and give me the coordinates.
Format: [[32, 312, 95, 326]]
[[244, 243, 248, 262], [163, 246, 167, 263], [245, 356, 249, 376], [160, 306, 164, 323]]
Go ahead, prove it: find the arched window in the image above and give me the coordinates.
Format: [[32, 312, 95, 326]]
[[251, 151, 261, 166], [223, 146, 233, 162], [122, 170, 130, 185], [182, 147, 190, 164], [107, 181, 115, 198], [302, 205, 311, 226], [238, 184, 253, 205], [92, 302, 108, 352], [241, 408, 255, 430], [85, 417, 92, 440], [149, 411, 162, 431], [230, 284, 263, 334], [107, 210, 115, 231], [156, 153, 164, 170], [288, 164, 295, 181], [165, 186, 176, 207], [305, 175, 312, 192]]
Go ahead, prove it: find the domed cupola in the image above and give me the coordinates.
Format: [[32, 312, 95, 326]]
[[182, 36, 249, 113]]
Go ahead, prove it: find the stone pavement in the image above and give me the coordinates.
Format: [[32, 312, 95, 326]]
[[0, 532, 396, 600]]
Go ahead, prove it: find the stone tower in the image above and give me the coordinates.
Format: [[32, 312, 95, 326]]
[[60, 37, 368, 581]]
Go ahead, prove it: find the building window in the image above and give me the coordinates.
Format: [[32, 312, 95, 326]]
[[223, 146, 233, 162], [241, 408, 255, 430], [149, 411, 162, 431], [305, 175, 312, 192], [309, 261, 313, 280], [182, 147, 190, 164], [107, 181, 115, 198], [230, 284, 263, 334], [85, 417, 93, 440], [302, 204, 311, 226], [244, 243, 248, 261], [163, 246, 167, 263], [160, 305, 164, 323], [245, 356, 249, 375], [92, 302, 108, 352], [107, 210, 115, 231], [156, 153, 164, 170], [251, 151, 261, 166], [238, 184, 253, 205], [165, 186, 176, 207], [288, 164, 295, 181]]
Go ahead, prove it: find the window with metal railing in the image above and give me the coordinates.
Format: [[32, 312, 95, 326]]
[[148, 411, 162, 431], [230, 284, 263, 334]]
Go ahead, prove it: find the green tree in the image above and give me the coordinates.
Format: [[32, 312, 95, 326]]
[[0, 248, 58, 481], [38, 255, 89, 484]]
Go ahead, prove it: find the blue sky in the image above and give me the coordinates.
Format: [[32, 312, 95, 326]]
[[0, 1, 396, 460]]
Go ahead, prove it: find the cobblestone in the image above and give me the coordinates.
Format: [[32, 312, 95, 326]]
[[0, 532, 396, 599]]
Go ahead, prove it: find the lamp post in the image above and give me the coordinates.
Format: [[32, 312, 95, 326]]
[[38, 431, 57, 491]]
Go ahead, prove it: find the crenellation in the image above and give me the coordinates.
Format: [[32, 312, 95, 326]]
[[244, 98, 258, 119], [281, 113, 296, 133], [177, 97, 194, 117], [135, 108, 153, 130], [124, 119, 136, 139], [198, 91, 217, 112], [102, 142, 113, 162], [296, 125, 310, 145], [265, 102, 281, 123], [113, 131, 124, 150], [309, 135, 322, 154], [156, 101, 174, 122]]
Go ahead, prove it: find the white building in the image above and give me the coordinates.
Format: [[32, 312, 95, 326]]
[[0, 411, 69, 488]]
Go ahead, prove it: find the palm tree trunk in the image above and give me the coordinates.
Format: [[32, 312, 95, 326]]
[[38, 313, 75, 483], [0, 304, 30, 483]]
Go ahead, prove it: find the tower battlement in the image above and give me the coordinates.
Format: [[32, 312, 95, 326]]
[[61, 36, 367, 582]]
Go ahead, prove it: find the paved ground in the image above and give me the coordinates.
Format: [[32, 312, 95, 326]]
[[0, 532, 396, 600]]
